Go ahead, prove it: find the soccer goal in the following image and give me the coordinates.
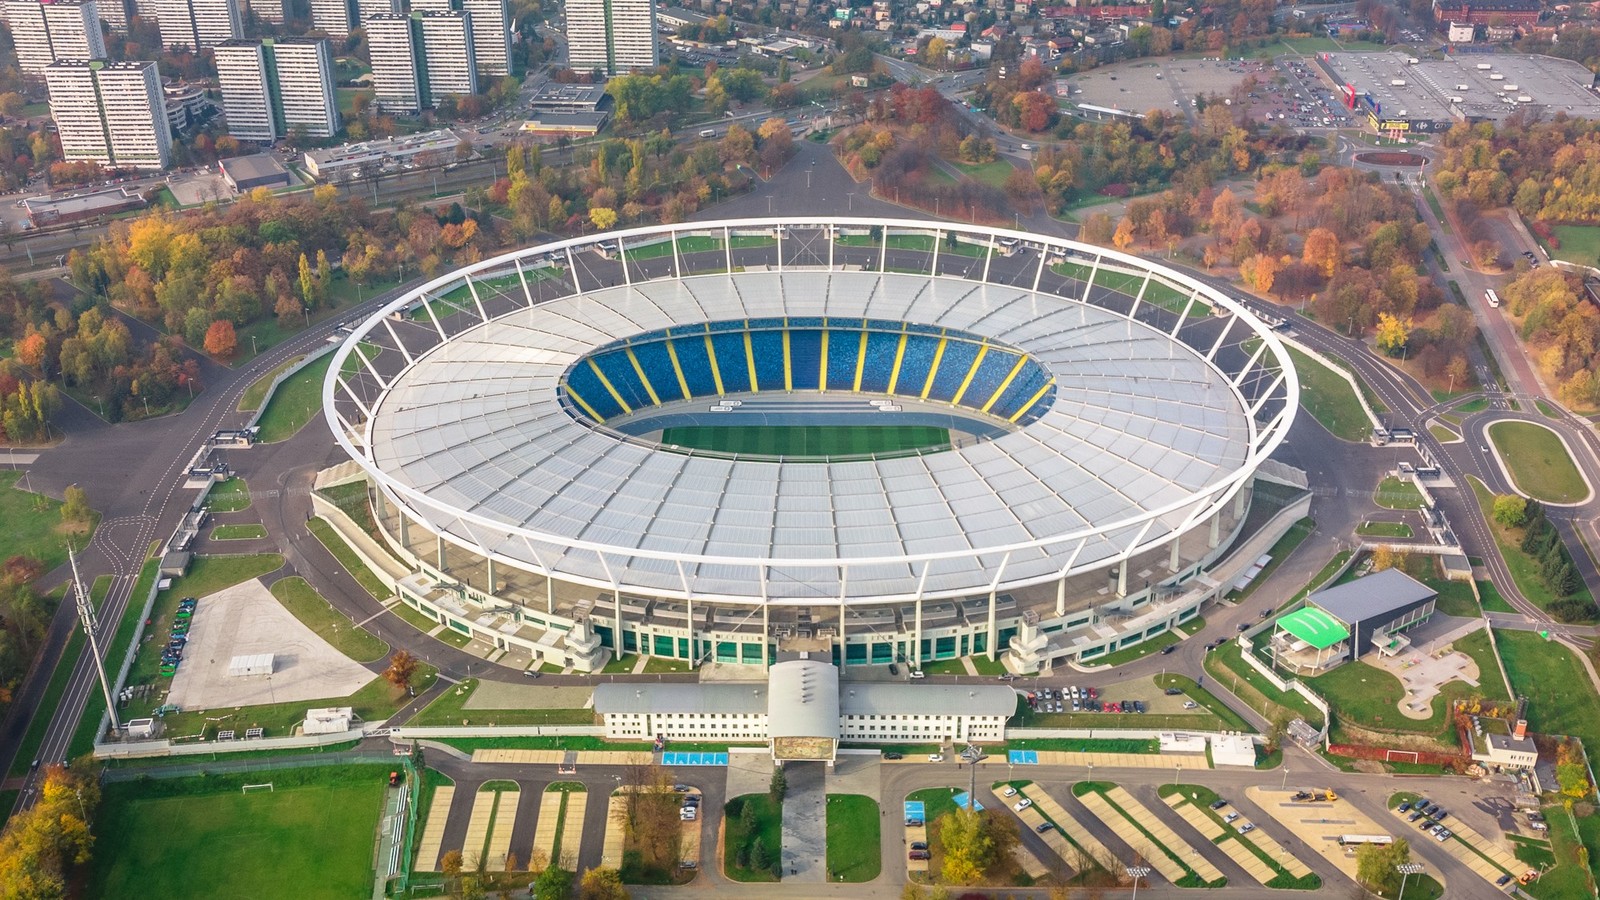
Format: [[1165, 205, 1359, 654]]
[[1384, 750, 1420, 764], [242, 782, 275, 794]]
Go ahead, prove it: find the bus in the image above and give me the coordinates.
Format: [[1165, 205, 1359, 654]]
[[1485, 288, 1501, 308], [1339, 835, 1394, 847]]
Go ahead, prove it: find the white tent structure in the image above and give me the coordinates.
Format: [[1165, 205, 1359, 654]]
[[302, 707, 354, 735], [228, 653, 274, 677]]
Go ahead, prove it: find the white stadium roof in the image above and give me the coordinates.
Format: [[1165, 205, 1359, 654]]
[[332, 219, 1296, 606]]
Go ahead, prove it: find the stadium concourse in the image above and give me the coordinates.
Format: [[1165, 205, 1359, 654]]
[[321, 218, 1303, 691]]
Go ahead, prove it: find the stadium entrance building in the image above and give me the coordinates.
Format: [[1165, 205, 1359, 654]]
[[324, 219, 1301, 676]]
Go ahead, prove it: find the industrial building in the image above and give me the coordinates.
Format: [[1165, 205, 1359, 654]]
[[218, 154, 291, 191], [1266, 568, 1438, 674], [7, 0, 106, 77], [1319, 52, 1600, 133], [566, 0, 657, 74], [44, 59, 173, 170]]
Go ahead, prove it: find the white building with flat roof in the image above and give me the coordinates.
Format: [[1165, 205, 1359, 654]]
[[150, 0, 240, 48], [216, 37, 341, 143], [7, 0, 107, 76], [566, 0, 657, 74], [214, 40, 274, 141], [417, 10, 477, 99], [412, 0, 510, 77], [308, 0, 350, 37], [45, 59, 172, 169], [366, 12, 422, 113], [301, 127, 462, 179]]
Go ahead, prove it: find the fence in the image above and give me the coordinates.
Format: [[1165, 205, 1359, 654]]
[[1282, 335, 1383, 432], [1233, 630, 1333, 741], [94, 727, 368, 760], [1326, 743, 1463, 767], [101, 746, 393, 779], [390, 725, 606, 740], [242, 344, 337, 430], [1008, 727, 1261, 741]]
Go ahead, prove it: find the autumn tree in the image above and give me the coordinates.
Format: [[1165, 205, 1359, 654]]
[[383, 649, 420, 692], [203, 320, 237, 358], [939, 807, 994, 884], [1112, 217, 1135, 251], [1492, 494, 1528, 528], [1355, 838, 1412, 895], [1240, 254, 1280, 295], [61, 484, 91, 529], [0, 763, 101, 894], [1375, 312, 1411, 356], [588, 207, 618, 231], [1301, 227, 1341, 277], [579, 867, 629, 900], [535, 864, 571, 900]]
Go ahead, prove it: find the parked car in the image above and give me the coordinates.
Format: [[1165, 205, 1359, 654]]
[[1398, 802, 1411, 813], [928, 754, 944, 763], [909, 670, 925, 680], [1014, 799, 1032, 811], [1002, 787, 1018, 797], [910, 841, 928, 851], [883, 752, 903, 761], [1164, 687, 1183, 696], [1209, 799, 1228, 810], [1239, 823, 1255, 834], [1035, 822, 1055, 833], [1224, 812, 1240, 823], [1160, 645, 1176, 655], [909, 850, 931, 861], [1182, 701, 1199, 709]]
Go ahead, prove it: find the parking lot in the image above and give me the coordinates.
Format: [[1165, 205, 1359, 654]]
[[1060, 56, 1357, 129]]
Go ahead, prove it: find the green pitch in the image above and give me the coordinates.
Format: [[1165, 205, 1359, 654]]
[[661, 425, 951, 457], [91, 776, 386, 900]]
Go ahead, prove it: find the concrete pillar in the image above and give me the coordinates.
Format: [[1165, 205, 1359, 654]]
[[687, 596, 695, 665], [761, 603, 770, 670], [914, 598, 923, 667], [1055, 576, 1067, 618], [371, 484, 387, 519], [839, 601, 847, 666], [614, 587, 623, 655], [436, 535, 446, 571], [398, 514, 410, 550], [485, 556, 495, 596], [1235, 479, 1251, 518], [1170, 538, 1181, 572], [545, 575, 554, 614], [1117, 563, 1128, 598], [986, 590, 998, 661], [1209, 514, 1221, 549]]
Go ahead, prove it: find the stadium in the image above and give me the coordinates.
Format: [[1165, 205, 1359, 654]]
[[323, 218, 1302, 675]]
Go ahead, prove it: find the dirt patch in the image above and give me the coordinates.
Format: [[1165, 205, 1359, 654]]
[[1355, 151, 1426, 167]]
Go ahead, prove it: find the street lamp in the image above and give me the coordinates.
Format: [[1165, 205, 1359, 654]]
[[1281, 767, 1290, 790], [1125, 865, 1152, 900], [1396, 862, 1425, 900]]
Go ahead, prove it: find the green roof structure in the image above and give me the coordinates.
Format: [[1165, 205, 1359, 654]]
[[1277, 608, 1350, 650]]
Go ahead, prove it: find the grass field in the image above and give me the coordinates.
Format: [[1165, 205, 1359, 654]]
[[91, 767, 387, 900], [1468, 476, 1594, 615], [724, 794, 783, 882], [270, 576, 389, 662], [825, 795, 882, 882], [211, 523, 267, 540], [1487, 421, 1589, 504], [255, 353, 333, 442], [238, 354, 307, 411], [1309, 625, 1502, 741], [954, 159, 1017, 189], [0, 470, 93, 570], [661, 424, 949, 457], [1203, 642, 1326, 730], [308, 518, 391, 601], [411, 679, 595, 726], [1229, 517, 1315, 602], [1548, 225, 1600, 267], [207, 477, 253, 512], [1495, 629, 1600, 752], [1374, 476, 1426, 510], [1356, 521, 1413, 538], [1286, 347, 1371, 441]]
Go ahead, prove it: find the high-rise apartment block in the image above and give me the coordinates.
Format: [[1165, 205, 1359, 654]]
[[367, 9, 479, 113], [44, 59, 173, 169], [149, 0, 239, 49], [366, 12, 421, 113], [565, 0, 656, 75], [416, 10, 476, 98], [7, 0, 108, 77], [308, 0, 349, 37], [412, 0, 510, 77], [216, 37, 341, 143]]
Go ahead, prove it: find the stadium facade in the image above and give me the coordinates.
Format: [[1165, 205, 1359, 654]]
[[324, 219, 1300, 675]]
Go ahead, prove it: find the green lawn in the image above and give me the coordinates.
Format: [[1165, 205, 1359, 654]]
[[1229, 517, 1315, 602], [1487, 421, 1589, 504], [308, 518, 391, 601], [1536, 399, 1561, 419], [1374, 476, 1426, 510], [1548, 225, 1600, 267], [255, 353, 333, 443], [724, 794, 783, 882], [1203, 642, 1326, 729], [207, 477, 253, 513], [1468, 476, 1594, 615], [642, 657, 691, 674], [1084, 629, 1181, 667], [1527, 806, 1597, 900], [6, 581, 108, 775], [1455, 398, 1490, 414], [270, 576, 389, 663], [660, 424, 949, 458], [238, 354, 307, 412], [825, 794, 882, 882], [1356, 521, 1413, 538], [1428, 424, 1459, 443], [1287, 347, 1372, 441], [908, 787, 962, 824], [1495, 628, 1600, 752], [211, 523, 267, 540], [954, 159, 1017, 189], [411, 679, 594, 726], [1478, 579, 1515, 613], [90, 767, 388, 900], [1154, 674, 1254, 732], [0, 470, 93, 570]]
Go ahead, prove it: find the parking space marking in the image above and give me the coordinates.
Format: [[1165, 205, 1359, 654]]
[[1249, 822, 1314, 879], [1077, 791, 1189, 885], [1106, 787, 1225, 884], [471, 749, 565, 765], [601, 792, 628, 868], [1003, 793, 1078, 874], [1033, 751, 1211, 770], [1244, 788, 1386, 883], [905, 819, 930, 875], [575, 750, 655, 767], [1026, 789, 1119, 870], [415, 785, 456, 872], [532, 791, 563, 867], [559, 792, 588, 868], [1163, 793, 1227, 839], [462, 790, 498, 867], [1386, 805, 1515, 887], [484, 791, 521, 870], [680, 793, 703, 867]]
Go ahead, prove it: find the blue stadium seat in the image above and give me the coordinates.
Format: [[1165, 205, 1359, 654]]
[[826, 329, 861, 391], [859, 330, 901, 393], [926, 339, 981, 403], [671, 337, 719, 398], [565, 362, 624, 420], [710, 332, 752, 393], [592, 351, 655, 410], [789, 329, 822, 391], [960, 348, 1019, 408], [749, 330, 786, 391], [991, 367, 1052, 420], [630, 341, 684, 403], [894, 333, 939, 397]]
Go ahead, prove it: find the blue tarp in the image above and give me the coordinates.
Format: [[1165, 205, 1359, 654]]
[[661, 751, 730, 766]]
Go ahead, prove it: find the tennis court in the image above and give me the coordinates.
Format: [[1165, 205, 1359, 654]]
[[661, 425, 950, 457]]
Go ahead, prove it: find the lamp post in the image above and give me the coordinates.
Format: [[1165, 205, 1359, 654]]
[[1396, 862, 1425, 900], [1281, 767, 1290, 790], [1126, 865, 1152, 900]]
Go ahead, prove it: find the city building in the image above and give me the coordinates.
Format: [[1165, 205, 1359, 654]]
[[594, 656, 1015, 761], [216, 38, 342, 142], [162, 81, 207, 133], [1319, 52, 1600, 132], [365, 13, 422, 112], [149, 0, 241, 49], [44, 59, 172, 169], [1265, 568, 1438, 674], [21, 186, 145, 227], [246, 0, 281, 21], [1469, 719, 1538, 769], [353, 0, 394, 20], [308, 0, 351, 38], [416, 10, 476, 98], [7, 0, 108, 77], [520, 80, 610, 138], [218, 153, 290, 190], [412, 0, 511, 77], [300, 127, 462, 179], [1431, 0, 1539, 27], [322, 220, 1302, 676], [566, 0, 657, 74]]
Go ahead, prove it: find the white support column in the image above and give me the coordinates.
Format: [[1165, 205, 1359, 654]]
[[614, 586, 623, 654], [1032, 245, 1048, 293], [1117, 563, 1128, 598], [334, 374, 374, 421], [514, 257, 536, 308], [687, 594, 695, 665], [1169, 537, 1181, 572], [1209, 514, 1222, 549], [1233, 338, 1270, 388], [566, 246, 581, 293], [986, 553, 1010, 661], [1206, 316, 1235, 362], [776, 223, 783, 273], [1173, 290, 1200, 335], [931, 229, 942, 276], [437, 534, 446, 571], [621, 244, 632, 286], [421, 290, 450, 342], [761, 602, 770, 670], [671, 228, 684, 279], [485, 556, 495, 595], [381, 318, 413, 365], [980, 237, 994, 283], [828, 225, 835, 271], [465, 276, 489, 322], [1128, 271, 1151, 321], [914, 597, 923, 667], [1250, 373, 1287, 418], [354, 342, 389, 391], [1084, 253, 1102, 302], [724, 226, 733, 274], [878, 226, 888, 272]]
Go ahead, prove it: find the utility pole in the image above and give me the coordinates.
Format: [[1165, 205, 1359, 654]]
[[70, 549, 122, 740]]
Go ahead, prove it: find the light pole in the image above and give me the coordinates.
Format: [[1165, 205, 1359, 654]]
[[1174, 763, 1182, 787], [251, 334, 258, 356], [1126, 865, 1152, 900], [1281, 767, 1290, 790], [1396, 862, 1424, 900]]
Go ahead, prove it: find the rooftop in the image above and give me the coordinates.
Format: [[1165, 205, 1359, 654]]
[[530, 81, 609, 107], [1277, 607, 1350, 650], [594, 681, 769, 716], [768, 657, 840, 740], [218, 154, 288, 182], [1326, 52, 1600, 125], [1309, 568, 1437, 624]]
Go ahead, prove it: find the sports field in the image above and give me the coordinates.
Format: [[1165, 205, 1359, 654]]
[[92, 774, 386, 900], [661, 424, 950, 457]]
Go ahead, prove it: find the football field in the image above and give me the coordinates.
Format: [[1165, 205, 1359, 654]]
[[661, 424, 951, 457]]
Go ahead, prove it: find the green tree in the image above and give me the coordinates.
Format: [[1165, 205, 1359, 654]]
[[61, 484, 91, 528], [578, 867, 629, 900], [939, 807, 994, 884], [1492, 494, 1528, 529], [1355, 838, 1411, 894], [534, 864, 571, 900], [769, 768, 787, 801], [1375, 312, 1411, 356]]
